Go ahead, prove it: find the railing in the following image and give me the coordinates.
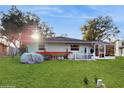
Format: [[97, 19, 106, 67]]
[[68, 53, 95, 60]]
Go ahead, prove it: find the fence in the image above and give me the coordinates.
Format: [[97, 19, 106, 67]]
[[75, 53, 95, 60], [68, 52, 95, 60]]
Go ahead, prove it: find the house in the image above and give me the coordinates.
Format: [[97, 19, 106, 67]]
[[0, 36, 19, 56], [0, 42, 8, 56], [26, 36, 115, 60], [0, 36, 8, 56]]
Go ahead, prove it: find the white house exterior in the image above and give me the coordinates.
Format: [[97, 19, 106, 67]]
[[44, 43, 92, 54], [27, 37, 115, 60], [27, 42, 40, 53]]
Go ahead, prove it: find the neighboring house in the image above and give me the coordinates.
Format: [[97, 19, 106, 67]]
[[0, 42, 7, 56], [27, 36, 115, 60], [0, 36, 19, 56], [0, 36, 8, 56], [115, 40, 124, 56]]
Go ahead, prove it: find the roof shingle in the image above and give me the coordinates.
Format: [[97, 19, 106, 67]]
[[45, 37, 110, 44]]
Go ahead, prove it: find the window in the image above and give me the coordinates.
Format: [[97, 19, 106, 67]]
[[39, 44, 45, 50], [70, 44, 79, 51]]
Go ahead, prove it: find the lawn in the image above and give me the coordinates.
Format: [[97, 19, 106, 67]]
[[0, 56, 124, 88]]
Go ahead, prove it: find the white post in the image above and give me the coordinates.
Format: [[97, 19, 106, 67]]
[[87, 48, 88, 59], [74, 52, 76, 60], [93, 44, 95, 59], [104, 44, 106, 58], [115, 40, 122, 56]]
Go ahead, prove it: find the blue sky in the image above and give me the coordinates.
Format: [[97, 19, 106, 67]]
[[0, 5, 124, 39]]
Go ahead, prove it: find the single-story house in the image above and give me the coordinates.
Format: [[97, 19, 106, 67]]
[[26, 36, 115, 60]]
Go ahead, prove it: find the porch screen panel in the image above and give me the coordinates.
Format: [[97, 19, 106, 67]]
[[95, 45, 98, 56], [105, 45, 114, 56]]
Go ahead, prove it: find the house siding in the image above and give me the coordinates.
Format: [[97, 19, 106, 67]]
[[79, 45, 92, 54], [45, 43, 92, 54], [45, 43, 68, 52], [27, 42, 39, 53], [115, 40, 123, 56]]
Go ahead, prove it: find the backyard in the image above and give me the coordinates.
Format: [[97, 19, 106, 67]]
[[0, 56, 124, 88]]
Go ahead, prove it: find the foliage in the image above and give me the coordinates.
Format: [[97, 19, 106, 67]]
[[0, 6, 40, 48], [94, 75, 98, 84], [0, 6, 55, 45], [81, 16, 120, 41], [19, 44, 28, 56], [60, 33, 68, 37], [0, 57, 124, 87], [0, 6, 55, 57], [1, 6, 25, 35], [83, 76, 89, 85], [38, 22, 55, 38]]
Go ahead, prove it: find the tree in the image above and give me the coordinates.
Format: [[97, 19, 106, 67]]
[[81, 16, 120, 41], [0, 6, 26, 50], [0, 6, 26, 56], [60, 33, 68, 37], [38, 22, 55, 38], [0, 5, 55, 56]]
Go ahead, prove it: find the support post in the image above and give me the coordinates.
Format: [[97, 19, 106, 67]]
[[93, 44, 95, 59], [104, 44, 106, 58]]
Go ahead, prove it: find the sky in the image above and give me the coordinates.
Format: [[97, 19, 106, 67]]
[[0, 5, 124, 39]]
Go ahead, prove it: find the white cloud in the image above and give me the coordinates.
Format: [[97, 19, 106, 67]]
[[19, 6, 124, 23], [43, 13, 94, 20], [37, 10, 94, 20], [88, 6, 113, 16], [19, 6, 95, 20], [87, 6, 124, 23], [25, 6, 64, 14], [39, 6, 63, 13]]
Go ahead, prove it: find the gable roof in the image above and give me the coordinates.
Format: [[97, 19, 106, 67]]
[[46, 37, 89, 44], [46, 37, 83, 42], [45, 37, 111, 44]]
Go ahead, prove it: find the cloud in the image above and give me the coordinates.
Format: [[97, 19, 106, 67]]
[[88, 6, 107, 13], [39, 6, 63, 13], [87, 6, 124, 23], [23, 6, 64, 14], [88, 6, 114, 17], [18, 6, 95, 20], [17, 5, 124, 39], [39, 12, 95, 21], [19, 6, 124, 23]]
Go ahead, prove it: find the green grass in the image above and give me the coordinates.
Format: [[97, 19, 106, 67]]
[[0, 56, 124, 88]]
